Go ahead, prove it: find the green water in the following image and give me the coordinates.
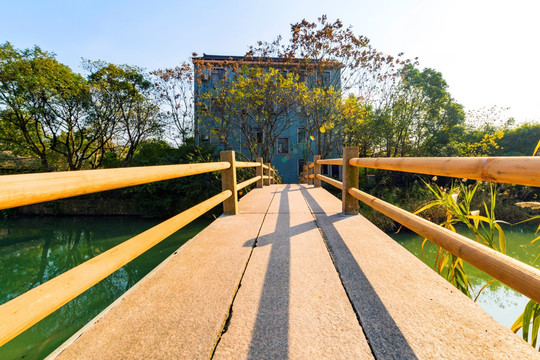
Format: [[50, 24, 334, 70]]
[[0, 216, 211, 360], [390, 224, 539, 330]]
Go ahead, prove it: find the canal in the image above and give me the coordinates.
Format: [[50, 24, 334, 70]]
[[0, 216, 212, 360]]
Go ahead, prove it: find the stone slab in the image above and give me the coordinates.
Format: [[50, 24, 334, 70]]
[[214, 187, 373, 359], [266, 184, 312, 214], [301, 185, 540, 360], [300, 184, 342, 213], [51, 213, 266, 360], [237, 186, 277, 214]]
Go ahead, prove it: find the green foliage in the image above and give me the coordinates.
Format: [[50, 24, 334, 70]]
[[341, 94, 380, 157], [418, 179, 540, 349], [297, 85, 342, 159], [0, 43, 163, 171], [123, 140, 221, 217], [512, 300, 540, 350], [338, 64, 465, 158], [497, 122, 540, 156], [415, 181, 507, 297]]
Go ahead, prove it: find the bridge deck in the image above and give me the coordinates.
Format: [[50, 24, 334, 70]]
[[50, 185, 539, 359]]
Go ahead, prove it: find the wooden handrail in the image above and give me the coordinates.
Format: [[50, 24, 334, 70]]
[[308, 174, 315, 179], [315, 174, 343, 190], [0, 162, 230, 211], [347, 186, 540, 304], [308, 162, 314, 169], [316, 158, 342, 165], [237, 176, 262, 191], [262, 164, 270, 170], [262, 175, 271, 180], [235, 161, 262, 168], [0, 190, 232, 347], [349, 157, 540, 187]]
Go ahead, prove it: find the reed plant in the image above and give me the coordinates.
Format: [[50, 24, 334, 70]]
[[417, 179, 540, 350]]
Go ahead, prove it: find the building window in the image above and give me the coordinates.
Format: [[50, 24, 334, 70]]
[[210, 132, 226, 145], [331, 164, 339, 178], [322, 71, 331, 85], [211, 68, 225, 84], [298, 158, 305, 176], [277, 137, 289, 155], [256, 129, 263, 144], [297, 127, 306, 144], [321, 164, 328, 175]]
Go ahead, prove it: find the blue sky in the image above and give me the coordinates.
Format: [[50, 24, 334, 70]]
[[2, 0, 540, 123]]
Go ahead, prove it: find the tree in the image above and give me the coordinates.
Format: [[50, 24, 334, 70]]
[[85, 61, 163, 166], [297, 85, 341, 159], [152, 63, 194, 145], [455, 106, 514, 157], [0, 42, 56, 168], [497, 122, 540, 156], [0, 43, 117, 170], [340, 94, 381, 157], [247, 15, 417, 158], [375, 65, 464, 157], [199, 66, 306, 162]]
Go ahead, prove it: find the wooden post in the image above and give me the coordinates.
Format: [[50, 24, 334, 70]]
[[313, 155, 321, 187], [256, 157, 263, 188], [220, 151, 237, 215], [303, 165, 308, 184], [342, 147, 359, 215], [265, 163, 271, 186], [270, 168, 274, 185]]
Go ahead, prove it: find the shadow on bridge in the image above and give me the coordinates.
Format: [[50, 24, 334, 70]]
[[300, 187, 417, 359], [247, 184, 293, 358]]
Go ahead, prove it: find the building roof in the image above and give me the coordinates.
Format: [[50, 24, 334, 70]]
[[192, 53, 343, 68]]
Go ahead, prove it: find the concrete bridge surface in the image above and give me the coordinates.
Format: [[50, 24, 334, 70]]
[[49, 184, 539, 360]]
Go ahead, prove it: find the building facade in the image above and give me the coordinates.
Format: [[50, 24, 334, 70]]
[[193, 54, 341, 184]]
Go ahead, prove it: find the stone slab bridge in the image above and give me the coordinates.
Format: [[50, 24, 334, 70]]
[[1, 149, 540, 359]]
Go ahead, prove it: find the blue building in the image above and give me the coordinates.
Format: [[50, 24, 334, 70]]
[[192, 54, 342, 183]]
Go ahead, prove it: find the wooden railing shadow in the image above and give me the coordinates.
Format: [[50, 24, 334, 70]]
[[247, 184, 292, 359], [301, 187, 418, 359]]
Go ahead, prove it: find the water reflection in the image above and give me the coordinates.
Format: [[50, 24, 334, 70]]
[[391, 224, 539, 328], [0, 216, 210, 360]]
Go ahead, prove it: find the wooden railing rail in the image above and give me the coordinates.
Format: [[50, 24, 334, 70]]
[[312, 148, 540, 304], [237, 176, 262, 191], [0, 162, 230, 211], [316, 158, 342, 165], [235, 161, 262, 168], [0, 149, 275, 347], [348, 157, 540, 188], [315, 174, 343, 190]]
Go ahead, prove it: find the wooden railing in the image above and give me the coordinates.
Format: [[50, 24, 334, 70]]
[[0, 151, 277, 347], [304, 147, 540, 304]]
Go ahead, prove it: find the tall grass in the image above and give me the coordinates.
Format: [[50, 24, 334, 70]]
[[416, 180, 540, 350]]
